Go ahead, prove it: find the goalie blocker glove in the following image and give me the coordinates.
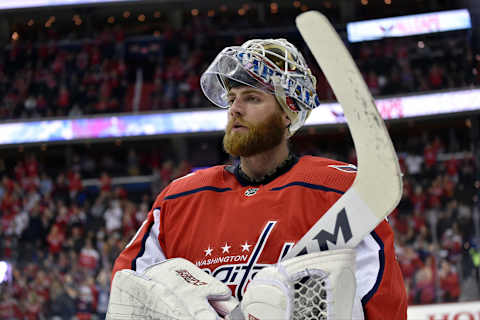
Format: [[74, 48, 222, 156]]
[[106, 258, 238, 320], [229, 249, 356, 320]]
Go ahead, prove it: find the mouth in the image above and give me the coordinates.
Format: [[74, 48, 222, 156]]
[[231, 122, 248, 131]]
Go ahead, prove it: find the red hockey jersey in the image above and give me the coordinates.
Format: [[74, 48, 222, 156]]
[[113, 155, 407, 319]]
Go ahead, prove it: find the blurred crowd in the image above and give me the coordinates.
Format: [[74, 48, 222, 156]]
[[0, 130, 478, 318], [0, 148, 192, 319], [350, 33, 478, 97], [0, 29, 129, 119], [393, 137, 477, 305], [0, 13, 478, 120]]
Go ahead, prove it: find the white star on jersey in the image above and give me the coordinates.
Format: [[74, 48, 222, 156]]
[[204, 246, 213, 256], [241, 241, 252, 252], [221, 242, 231, 253]]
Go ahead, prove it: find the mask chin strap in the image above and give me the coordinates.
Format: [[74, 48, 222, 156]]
[[272, 76, 308, 137]]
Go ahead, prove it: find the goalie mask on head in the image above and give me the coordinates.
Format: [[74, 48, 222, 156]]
[[200, 38, 320, 136]]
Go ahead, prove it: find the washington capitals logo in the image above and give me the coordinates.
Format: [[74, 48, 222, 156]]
[[244, 188, 259, 197], [197, 221, 283, 300], [379, 24, 395, 35]]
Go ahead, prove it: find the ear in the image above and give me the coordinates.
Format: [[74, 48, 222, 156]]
[[283, 114, 292, 139], [282, 113, 291, 128]]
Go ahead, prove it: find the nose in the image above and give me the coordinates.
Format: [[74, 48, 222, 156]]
[[228, 97, 244, 117]]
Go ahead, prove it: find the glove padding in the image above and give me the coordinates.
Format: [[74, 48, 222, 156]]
[[106, 258, 238, 320], [240, 249, 357, 320]]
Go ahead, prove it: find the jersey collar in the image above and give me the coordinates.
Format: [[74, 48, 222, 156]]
[[225, 153, 299, 187]]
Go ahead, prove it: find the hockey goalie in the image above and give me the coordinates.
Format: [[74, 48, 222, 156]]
[[106, 14, 407, 320]]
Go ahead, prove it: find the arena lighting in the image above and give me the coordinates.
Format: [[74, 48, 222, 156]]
[[347, 9, 471, 42], [0, 88, 479, 146], [0, 0, 143, 10], [0, 261, 9, 284]]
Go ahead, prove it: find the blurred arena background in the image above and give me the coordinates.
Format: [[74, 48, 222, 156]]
[[0, 0, 479, 318]]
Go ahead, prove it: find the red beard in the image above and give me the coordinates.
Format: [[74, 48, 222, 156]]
[[223, 111, 286, 157]]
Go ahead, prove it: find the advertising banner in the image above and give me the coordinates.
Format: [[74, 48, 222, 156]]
[[408, 301, 480, 320], [0, 0, 138, 10], [1, 88, 480, 146], [347, 9, 471, 42]]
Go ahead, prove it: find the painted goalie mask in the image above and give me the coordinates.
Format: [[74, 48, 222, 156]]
[[200, 38, 320, 135]]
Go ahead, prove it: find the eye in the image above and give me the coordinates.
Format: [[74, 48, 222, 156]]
[[227, 96, 235, 105], [245, 95, 261, 103]]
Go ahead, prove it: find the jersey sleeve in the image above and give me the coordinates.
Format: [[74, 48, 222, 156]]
[[361, 221, 408, 319], [111, 187, 170, 281], [110, 168, 221, 282], [311, 159, 407, 318]]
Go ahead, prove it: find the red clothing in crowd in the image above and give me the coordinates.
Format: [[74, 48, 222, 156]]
[[100, 172, 112, 193], [47, 225, 65, 255], [25, 157, 39, 177], [79, 247, 100, 271], [440, 270, 461, 301], [0, 298, 22, 319], [424, 144, 437, 169], [446, 157, 458, 177]]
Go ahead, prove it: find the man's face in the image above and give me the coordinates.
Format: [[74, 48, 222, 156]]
[[223, 86, 289, 157]]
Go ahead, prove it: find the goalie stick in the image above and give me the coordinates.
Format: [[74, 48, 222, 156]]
[[283, 11, 403, 259]]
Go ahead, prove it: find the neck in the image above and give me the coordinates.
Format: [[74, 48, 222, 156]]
[[239, 142, 290, 181]]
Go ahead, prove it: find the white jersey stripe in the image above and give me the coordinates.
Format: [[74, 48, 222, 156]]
[[351, 232, 384, 319], [133, 208, 167, 272]]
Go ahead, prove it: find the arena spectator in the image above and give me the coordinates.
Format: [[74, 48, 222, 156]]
[[104, 199, 123, 234], [47, 280, 77, 319], [439, 259, 461, 302], [47, 224, 65, 255], [414, 255, 437, 304], [78, 238, 100, 274], [0, 287, 22, 319]]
